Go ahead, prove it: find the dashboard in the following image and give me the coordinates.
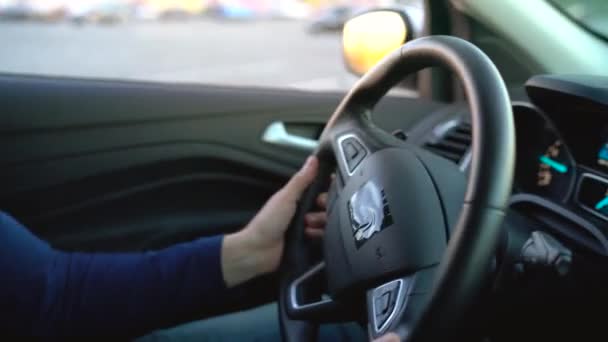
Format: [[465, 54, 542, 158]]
[[513, 102, 608, 222], [399, 72, 608, 342], [408, 74, 608, 255], [512, 75, 608, 230], [393, 73, 608, 341]]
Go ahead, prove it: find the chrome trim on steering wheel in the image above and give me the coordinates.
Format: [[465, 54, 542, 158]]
[[370, 278, 410, 334], [337, 133, 369, 176], [288, 262, 332, 312]]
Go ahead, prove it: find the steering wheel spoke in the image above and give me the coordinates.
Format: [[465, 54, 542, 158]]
[[367, 276, 412, 336], [325, 111, 401, 184], [285, 262, 357, 323], [366, 266, 438, 340], [334, 132, 370, 181]]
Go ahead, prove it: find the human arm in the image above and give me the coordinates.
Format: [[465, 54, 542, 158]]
[[0, 211, 230, 338], [0, 156, 325, 338]]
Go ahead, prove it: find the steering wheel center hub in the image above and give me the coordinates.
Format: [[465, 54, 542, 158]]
[[324, 147, 447, 297]]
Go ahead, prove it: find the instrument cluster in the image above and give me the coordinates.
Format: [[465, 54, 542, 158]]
[[513, 102, 608, 222]]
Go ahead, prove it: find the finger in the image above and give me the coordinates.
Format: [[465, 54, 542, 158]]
[[305, 227, 324, 238], [373, 333, 401, 342], [305, 212, 327, 228], [284, 156, 319, 201], [316, 192, 328, 209]]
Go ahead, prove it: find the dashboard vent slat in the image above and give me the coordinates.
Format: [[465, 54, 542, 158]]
[[424, 146, 462, 162], [424, 121, 472, 164], [455, 122, 472, 133], [446, 132, 471, 144]]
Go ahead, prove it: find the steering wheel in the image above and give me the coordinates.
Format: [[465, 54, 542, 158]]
[[278, 35, 515, 341]]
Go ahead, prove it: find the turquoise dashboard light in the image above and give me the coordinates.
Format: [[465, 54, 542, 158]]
[[598, 145, 608, 165], [595, 197, 608, 211], [539, 155, 568, 174]]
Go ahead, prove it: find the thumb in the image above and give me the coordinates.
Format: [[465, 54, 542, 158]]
[[283, 156, 319, 201]]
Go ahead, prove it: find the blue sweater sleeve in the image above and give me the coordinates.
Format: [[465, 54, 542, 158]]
[[0, 211, 230, 338]]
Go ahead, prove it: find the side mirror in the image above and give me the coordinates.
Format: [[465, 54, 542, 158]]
[[342, 10, 413, 76]]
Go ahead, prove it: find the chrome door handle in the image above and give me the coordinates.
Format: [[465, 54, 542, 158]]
[[262, 121, 319, 152]]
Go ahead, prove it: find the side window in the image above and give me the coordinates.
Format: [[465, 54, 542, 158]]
[[0, 0, 396, 92]]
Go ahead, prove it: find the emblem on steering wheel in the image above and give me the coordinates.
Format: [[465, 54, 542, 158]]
[[348, 181, 393, 248]]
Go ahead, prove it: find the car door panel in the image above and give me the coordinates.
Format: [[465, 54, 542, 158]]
[[0, 74, 442, 252]]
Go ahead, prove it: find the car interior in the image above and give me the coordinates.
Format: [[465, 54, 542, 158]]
[[1, 0, 607, 341]]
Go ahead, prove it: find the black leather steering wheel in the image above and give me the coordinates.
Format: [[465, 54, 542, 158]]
[[279, 36, 515, 341]]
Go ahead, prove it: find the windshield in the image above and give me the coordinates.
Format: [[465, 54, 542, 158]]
[[550, 0, 608, 40]]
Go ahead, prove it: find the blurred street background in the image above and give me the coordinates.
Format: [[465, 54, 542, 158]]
[[0, 0, 420, 91]]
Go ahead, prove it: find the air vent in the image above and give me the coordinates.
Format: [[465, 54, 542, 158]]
[[424, 121, 471, 164]]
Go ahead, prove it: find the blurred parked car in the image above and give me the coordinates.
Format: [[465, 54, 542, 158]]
[[0, 0, 69, 22], [68, 1, 131, 25], [28, 0, 67, 22], [307, 5, 359, 34], [206, 3, 254, 20], [0, 2, 32, 20], [159, 8, 192, 21]]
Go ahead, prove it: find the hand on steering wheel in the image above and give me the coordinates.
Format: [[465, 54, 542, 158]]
[[222, 156, 329, 287]]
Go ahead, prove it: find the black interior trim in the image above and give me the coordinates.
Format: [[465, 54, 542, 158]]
[[510, 193, 608, 256]]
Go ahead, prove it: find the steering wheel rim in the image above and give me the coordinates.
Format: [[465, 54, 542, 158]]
[[279, 35, 515, 341]]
